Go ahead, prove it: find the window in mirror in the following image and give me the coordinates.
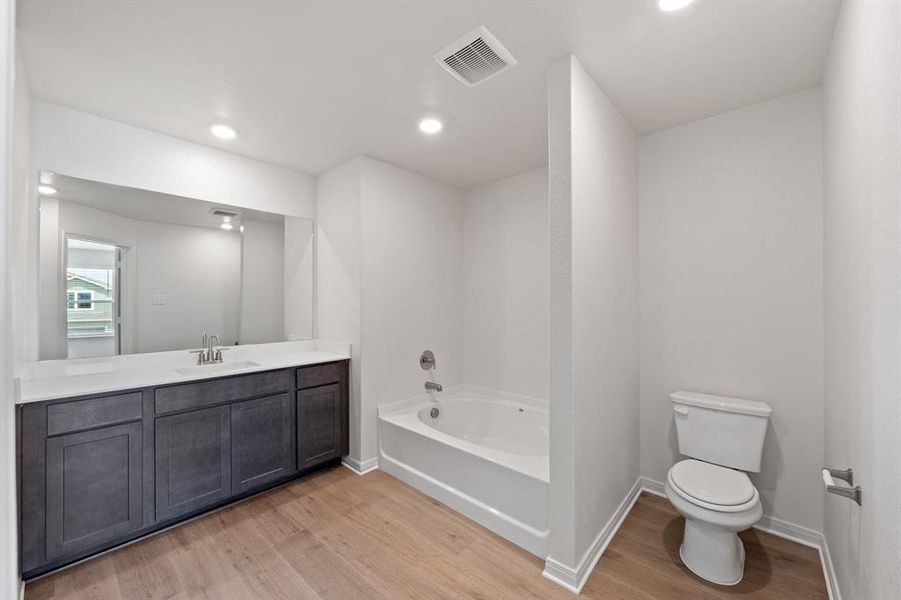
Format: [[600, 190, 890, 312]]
[[65, 237, 125, 359]]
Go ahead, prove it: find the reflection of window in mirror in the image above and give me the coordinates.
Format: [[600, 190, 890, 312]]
[[65, 237, 126, 359]]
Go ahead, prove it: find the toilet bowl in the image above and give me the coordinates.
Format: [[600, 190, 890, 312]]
[[666, 391, 772, 586], [665, 459, 762, 585]]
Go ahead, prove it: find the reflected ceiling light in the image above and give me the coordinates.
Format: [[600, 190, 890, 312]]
[[220, 222, 234, 231], [210, 123, 237, 140], [418, 117, 443, 135], [38, 185, 57, 195], [659, 0, 694, 11]]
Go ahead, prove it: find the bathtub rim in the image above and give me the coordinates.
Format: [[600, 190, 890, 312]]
[[378, 383, 548, 416], [378, 384, 549, 483]]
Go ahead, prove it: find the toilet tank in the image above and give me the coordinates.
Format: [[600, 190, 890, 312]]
[[671, 391, 772, 472]]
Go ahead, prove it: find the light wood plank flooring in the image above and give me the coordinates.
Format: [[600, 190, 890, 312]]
[[25, 466, 827, 599]]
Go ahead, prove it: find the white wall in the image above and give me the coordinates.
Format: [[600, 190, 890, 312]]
[[638, 89, 825, 532], [1, 4, 20, 597], [546, 55, 639, 575], [316, 155, 464, 465], [239, 218, 284, 345], [462, 167, 549, 400], [822, 1, 901, 598], [12, 47, 35, 372], [31, 100, 315, 219], [316, 157, 364, 459], [360, 157, 463, 461]]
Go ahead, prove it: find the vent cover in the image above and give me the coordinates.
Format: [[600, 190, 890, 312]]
[[210, 208, 240, 219], [434, 26, 517, 87]]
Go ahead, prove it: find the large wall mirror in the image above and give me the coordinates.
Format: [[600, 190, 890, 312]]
[[38, 172, 313, 360]]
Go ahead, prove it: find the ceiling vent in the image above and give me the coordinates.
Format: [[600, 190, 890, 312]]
[[434, 25, 517, 87], [210, 208, 240, 219]]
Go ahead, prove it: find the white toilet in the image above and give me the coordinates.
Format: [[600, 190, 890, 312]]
[[664, 390, 772, 586]]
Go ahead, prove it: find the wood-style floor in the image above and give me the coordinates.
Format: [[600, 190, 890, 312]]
[[25, 466, 827, 599]]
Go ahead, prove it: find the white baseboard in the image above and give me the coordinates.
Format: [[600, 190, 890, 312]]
[[756, 514, 821, 548], [341, 456, 379, 475], [19, 579, 25, 600], [639, 476, 841, 600], [542, 477, 642, 593], [819, 533, 841, 600], [640, 475, 666, 497]]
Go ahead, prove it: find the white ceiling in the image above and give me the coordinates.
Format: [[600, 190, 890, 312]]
[[18, 0, 839, 188]]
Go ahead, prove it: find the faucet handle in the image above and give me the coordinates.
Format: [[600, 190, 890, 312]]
[[190, 349, 205, 365]]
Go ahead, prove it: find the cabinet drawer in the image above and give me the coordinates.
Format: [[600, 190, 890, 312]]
[[296, 362, 344, 389], [46, 392, 143, 437], [154, 370, 290, 415]]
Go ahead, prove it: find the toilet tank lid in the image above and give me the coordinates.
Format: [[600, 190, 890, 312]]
[[671, 391, 772, 417]]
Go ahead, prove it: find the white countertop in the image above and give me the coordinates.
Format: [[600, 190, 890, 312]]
[[17, 339, 351, 404]]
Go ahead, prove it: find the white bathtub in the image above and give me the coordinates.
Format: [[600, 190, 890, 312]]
[[378, 386, 549, 557]]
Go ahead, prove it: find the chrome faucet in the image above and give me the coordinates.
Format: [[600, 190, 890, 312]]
[[425, 381, 443, 392], [191, 332, 229, 365]]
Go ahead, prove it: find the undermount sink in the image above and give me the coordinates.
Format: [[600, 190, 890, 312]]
[[174, 360, 262, 377]]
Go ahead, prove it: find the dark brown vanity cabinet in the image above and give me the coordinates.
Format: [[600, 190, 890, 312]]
[[298, 384, 345, 469], [18, 359, 349, 579], [45, 421, 143, 561], [231, 393, 295, 494], [154, 405, 232, 521], [296, 362, 349, 469]]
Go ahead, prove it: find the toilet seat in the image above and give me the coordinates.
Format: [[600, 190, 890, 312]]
[[667, 460, 758, 513]]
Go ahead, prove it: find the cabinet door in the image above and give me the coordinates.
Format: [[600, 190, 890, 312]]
[[155, 405, 231, 521], [45, 422, 143, 560], [297, 383, 344, 469], [231, 393, 295, 494]]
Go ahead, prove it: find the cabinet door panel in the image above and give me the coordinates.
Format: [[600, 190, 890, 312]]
[[155, 405, 231, 521], [297, 384, 343, 469], [231, 393, 294, 494], [45, 422, 143, 560]]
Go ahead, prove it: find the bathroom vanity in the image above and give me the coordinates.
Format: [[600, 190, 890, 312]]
[[16, 342, 350, 578]]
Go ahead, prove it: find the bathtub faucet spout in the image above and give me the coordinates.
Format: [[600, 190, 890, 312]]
[[425, 381, 443, 393]]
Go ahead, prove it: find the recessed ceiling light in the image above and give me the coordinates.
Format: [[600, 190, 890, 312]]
[[659, 0, 694, 11], [220, 222, 234, 231], [418, 117, 443, 135], [210, 124, 237, 140], [38, 185, 57, 195]]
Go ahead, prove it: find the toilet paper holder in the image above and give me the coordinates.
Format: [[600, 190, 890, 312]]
[[822, 467, 862, 505]]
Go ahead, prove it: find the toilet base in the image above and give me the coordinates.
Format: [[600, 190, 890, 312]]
[[679, 518, 746, 586]]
